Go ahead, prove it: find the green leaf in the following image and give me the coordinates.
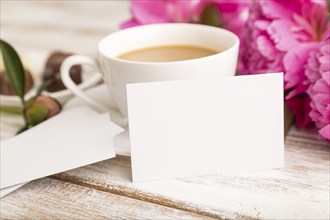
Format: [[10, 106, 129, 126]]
[[0, 39, 25, 100], [26, 106, 49, 126], [36, 79, 53, 96], [199, 5, 221, 27]]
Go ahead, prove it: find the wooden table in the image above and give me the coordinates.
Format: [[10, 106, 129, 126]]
[[1, 1, 329, 219]]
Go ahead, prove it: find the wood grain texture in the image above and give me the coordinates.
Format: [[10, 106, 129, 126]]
[[0, 1, 129, 55], [0, 178, 209, 220], [50, 128, 329, 220]]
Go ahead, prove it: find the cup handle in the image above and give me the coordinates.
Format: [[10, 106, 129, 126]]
[[60, 55, 127, 127]]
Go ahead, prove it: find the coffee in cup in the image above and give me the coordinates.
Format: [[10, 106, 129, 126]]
[[117, 45, 218, 62]]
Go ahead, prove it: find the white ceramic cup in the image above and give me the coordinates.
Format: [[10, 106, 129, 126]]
[[61, 23, 239, 127]]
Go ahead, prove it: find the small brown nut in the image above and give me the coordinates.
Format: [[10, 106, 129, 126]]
[[0, 69, 34, 95], [43, 51, 82, 92], [31, 95, 61, 118]]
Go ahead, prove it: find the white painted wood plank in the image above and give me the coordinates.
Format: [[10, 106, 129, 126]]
[[0, 1, 130, 55], [0, 178, 209, 219], [51, 130, 329, 220]]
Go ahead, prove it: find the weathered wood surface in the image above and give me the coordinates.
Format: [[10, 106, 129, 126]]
[[1, 1, 329, 219], [0, 1, 129, 56], [1, 128, 328, 219], [0, 178, 208, 220], [49, 128, 329, 220]]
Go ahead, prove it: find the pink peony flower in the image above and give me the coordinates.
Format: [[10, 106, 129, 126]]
[[240, 0, 329, 127], [305, 36, 330, 141], [121, 0, 250, 41], [120, 0, 198, 29]]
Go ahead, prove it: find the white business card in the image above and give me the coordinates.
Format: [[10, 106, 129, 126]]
[[0, 107, 123, 189], [127, 73, 284, 182]]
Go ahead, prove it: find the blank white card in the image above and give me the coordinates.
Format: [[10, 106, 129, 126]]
[[127, 73, 284, 182], [0, 107, 122, 189]]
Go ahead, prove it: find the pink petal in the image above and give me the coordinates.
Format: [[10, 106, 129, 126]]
[[260, 0, 303, 19], [319, 56, 330, 72], [256, 35, 276, 60], [320, 44, 330, 55], [320, 62, 330, 73], [254, 20, 271, 31], [120, 18, 141, 29], [213, 0, 250, 12], [319, 124, 330, 141], [166, 0, 196, 22], [313, 94, 327, 113], [309, 108, 321, 121], [131, 0, 172, 24], [268, 19, 301, 51], [313, 79, 330, 95], [284, 43, 319, 91], [314, 93, 330, 106], [322, 71, 330, 85], [307, 51, 320, 72]]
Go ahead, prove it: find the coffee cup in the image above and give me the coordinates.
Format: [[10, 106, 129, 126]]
[[61, 23, 239, 127]]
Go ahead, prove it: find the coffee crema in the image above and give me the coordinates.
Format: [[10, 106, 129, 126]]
[[117, 45, 218, 62]]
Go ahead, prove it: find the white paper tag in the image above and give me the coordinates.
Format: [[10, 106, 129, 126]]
[[0, 107, 122, 189], [127, 73, 284, 182], [0, 183, 27, 198]]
